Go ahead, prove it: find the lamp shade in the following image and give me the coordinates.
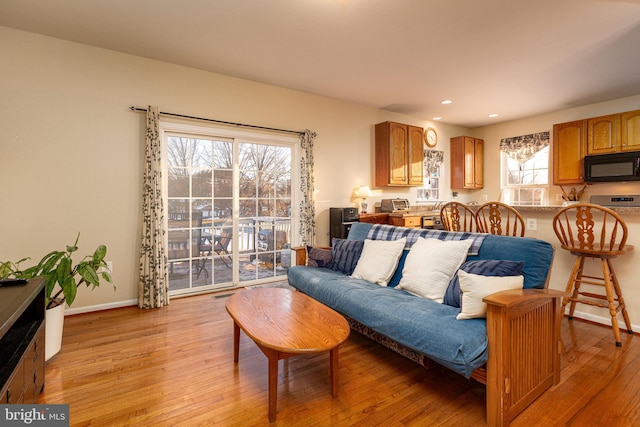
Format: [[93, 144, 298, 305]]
[[356, 185, 372, 198]]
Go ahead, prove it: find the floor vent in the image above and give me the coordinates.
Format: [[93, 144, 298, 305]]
[[213, 293, 233, 300]]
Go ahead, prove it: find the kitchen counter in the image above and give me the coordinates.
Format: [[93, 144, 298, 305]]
[[513, 205, 640, 215], [387, 208, 440, 218], [380, 204, 640, 226]]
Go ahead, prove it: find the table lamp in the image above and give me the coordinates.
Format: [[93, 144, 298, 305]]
[[356, 185, 373, 213]]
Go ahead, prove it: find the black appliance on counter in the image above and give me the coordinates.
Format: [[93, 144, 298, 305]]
[[422, 214, 444, 230], [330, 207, 360, 244]]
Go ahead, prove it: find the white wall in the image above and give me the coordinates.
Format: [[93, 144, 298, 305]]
[[0, 27, 468, 311]]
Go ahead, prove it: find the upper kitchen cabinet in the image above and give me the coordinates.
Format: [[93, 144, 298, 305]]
[[450, 136, 483, 189], [375, 121, 424, 187], [587, 110, 640, 155], [553, 120, 586, 185], [587, 114, 619, 155], [621, 110, 640, 152]]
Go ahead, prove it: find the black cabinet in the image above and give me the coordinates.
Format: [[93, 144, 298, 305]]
[[0, 278, 45, 404], [329, 208, 360, 244]]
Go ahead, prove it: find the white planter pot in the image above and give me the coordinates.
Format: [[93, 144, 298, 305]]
[[45, 303, 65, 361]]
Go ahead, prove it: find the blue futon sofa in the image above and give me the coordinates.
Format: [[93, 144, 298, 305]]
[[287, 223, 565, 427]]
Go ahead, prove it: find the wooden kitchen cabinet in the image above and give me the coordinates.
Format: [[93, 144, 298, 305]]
[[450, 136, 483, 189], [621, 110, 640, 152], [554, 108, 640, 183], [375, 121, 424, 187], [587, 114, 619, 155], [359, 213, 389, 224], [388, 215, 422, 228], [587, 110, 640, 155], [553, 120, 586, 185]]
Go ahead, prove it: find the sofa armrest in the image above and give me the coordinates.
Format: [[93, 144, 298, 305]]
[[290, 246, 307, 266], [291, 246, 332, 267], [484, 288, 566, 313], [483, 288, 566, 427]]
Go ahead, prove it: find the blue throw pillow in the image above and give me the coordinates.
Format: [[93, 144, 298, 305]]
[[327, 238, 364, 275], [443, 260, 525, 308]]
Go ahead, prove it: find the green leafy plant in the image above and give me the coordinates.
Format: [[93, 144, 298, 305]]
[[0, 234, 113, 309]]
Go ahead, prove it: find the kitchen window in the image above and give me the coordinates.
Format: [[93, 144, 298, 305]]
[[501, 146, 549, 206], [500, 132, 550, 206]]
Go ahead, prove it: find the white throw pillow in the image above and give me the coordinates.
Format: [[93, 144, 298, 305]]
[[351, 237, 406, 286], [456, 270, 524, 320], [397, 237, 473, 302]]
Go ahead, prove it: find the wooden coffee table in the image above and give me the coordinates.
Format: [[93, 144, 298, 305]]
[[225, 287, 350, 422]]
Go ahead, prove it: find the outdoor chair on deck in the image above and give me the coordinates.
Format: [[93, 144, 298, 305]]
[[553, 203, 634, 346], [193, 225, 212, 280], [167, 212, 211, 279], [214, 228, 233, 267]]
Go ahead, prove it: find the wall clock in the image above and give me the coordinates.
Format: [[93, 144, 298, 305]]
[[424, 127, 438, 148]]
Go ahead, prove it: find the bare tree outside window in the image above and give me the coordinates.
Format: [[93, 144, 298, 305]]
[[165, 134, 294, 294], [502, 146, 549, 206]]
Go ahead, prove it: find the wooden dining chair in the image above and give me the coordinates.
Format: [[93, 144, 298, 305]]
[[440, 201, 477, 232], [553, 203, 633, 346], [475, 201, 526, 237]]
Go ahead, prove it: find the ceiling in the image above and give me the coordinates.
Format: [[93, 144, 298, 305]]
[[2, 0, 640, 127]]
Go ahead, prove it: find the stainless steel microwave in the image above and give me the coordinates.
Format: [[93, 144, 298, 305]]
[[584, 151, 640, 182]]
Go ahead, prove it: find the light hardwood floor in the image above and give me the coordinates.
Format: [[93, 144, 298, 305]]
[[39, 288, 640, 426]]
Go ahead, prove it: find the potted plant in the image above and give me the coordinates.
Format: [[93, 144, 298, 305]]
[[0, 234, 113, 360]]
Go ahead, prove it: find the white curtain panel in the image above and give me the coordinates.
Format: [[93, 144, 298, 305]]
[[299, 129, 317, 246], [138, 106, 169, 309]]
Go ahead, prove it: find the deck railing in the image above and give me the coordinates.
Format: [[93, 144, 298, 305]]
[[205, 216, 291, 253]]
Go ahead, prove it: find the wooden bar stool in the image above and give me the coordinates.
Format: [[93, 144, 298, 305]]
[[475, 201, 526, 237], [553, 203, 633, 346], [440, 201, 477, 232]]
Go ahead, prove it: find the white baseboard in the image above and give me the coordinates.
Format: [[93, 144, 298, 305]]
[[65, 299, 137, 316], [565, 308, 638, 332], [62, 301, 639, 334]]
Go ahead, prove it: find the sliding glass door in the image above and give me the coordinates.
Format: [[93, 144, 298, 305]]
[[162, 123, 298, 296]]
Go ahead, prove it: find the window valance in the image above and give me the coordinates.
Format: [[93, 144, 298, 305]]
[[424, 149, 444, 175], [500, 131, 550, 164]]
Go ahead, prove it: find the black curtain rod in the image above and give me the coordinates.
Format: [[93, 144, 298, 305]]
[[129, 106, 304, 136]]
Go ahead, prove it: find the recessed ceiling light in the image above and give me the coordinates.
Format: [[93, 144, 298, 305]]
[[440, 99, 453, 105], [433, 117, 442, 120], [489, 113, 499, 118]]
